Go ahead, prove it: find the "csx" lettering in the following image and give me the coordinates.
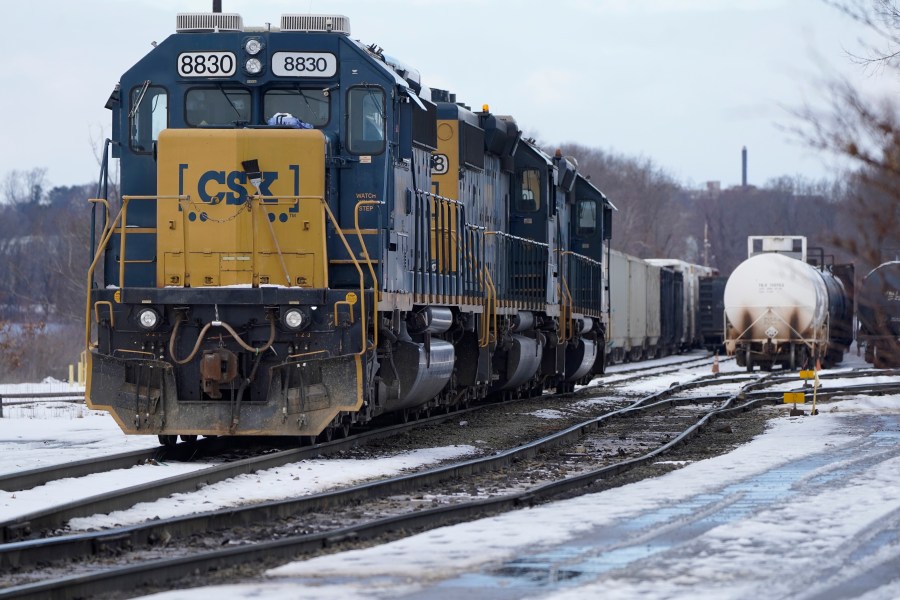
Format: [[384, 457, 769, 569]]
[[197, 170, 278, 204]]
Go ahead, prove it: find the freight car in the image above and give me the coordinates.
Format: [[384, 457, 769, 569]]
[[723, 236, 854, 371], [605, 252, 714, 363], [858, 262, 900, 368], [607, 250, 659, 362], [698, 274, 727, 350], [84, 9, 614, 443], [646, 259, 716, 350]]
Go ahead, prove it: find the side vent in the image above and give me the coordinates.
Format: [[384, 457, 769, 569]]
[[176, 13, 244, 33], [281, 14, 351, 34]]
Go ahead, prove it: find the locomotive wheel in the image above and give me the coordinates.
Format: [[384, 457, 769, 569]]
[[745, 348, 753, 373], [316, 427, 334, 444], [790, 344, 797, 370], [158, 435, 178, 447], [180, 435, 198, 443]]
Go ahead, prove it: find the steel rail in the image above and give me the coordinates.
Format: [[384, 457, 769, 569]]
[[0, 355, 726, 540], [9, 374, 898, 598], [0, 404, 492, 542], [0, 376, 771, 599], [0, 373, 763, 578]]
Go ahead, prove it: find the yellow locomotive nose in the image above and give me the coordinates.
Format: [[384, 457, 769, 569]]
[[156, 128, 327, 289]]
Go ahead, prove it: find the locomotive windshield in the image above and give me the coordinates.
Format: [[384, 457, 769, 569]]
[[130, 86, 167, 153], [347, 86, 385, 154], [185, 87, 251, 126], [517, 168, 541, 212], [264, 89, 330, 126], [577, 199, 597, 234]]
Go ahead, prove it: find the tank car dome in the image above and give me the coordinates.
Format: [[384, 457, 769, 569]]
[[724, 253, 828, 341]]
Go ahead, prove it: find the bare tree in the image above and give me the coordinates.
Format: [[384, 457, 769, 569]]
[[2, 168, 49, 207], [558, 143, 684, 258], [825, 0, 900, 67]]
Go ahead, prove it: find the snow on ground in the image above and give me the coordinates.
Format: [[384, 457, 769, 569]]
[[7, 349, 900, 599], [0, 384, 477, 529], [133, 348, 900, 599], [137, 393, 900, 600], [0, 403, 476, 528], [67, 445, 476, 530]]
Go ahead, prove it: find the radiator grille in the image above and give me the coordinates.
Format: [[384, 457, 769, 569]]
[[280, 14, 350, 35], [176, 13, 244, 33]]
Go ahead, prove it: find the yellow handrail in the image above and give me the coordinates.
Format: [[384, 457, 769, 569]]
[[86, 193, 373, 375], [85, 195, 187, 361], [354, 200, 382, 350], [255, 200, 292, 286], [85, 207, 123, 357]]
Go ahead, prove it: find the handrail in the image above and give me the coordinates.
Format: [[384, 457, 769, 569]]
[[318, 200, 368, 357], [558, 261, 570, 343], [482, 265, 497, 348], [256, 201, 292, 286], [354, 200, 383, 350], [85, 195, 186, 362], [84, 204, 124, 357], [118, 195, 188, 299], [88, 198, 111, 257]]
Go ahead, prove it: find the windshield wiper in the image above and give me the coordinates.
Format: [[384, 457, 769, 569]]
[[217, 83, 245, 125], [129, 80, 151, 119]]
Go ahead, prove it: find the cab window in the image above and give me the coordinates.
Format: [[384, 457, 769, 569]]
[[264, 89, 329, 126], [185, 87, 251, 126], [577, 199, 597, 234], [517, 168, 541, 212], [347, 86, 385, 155], [130, 85, 167, 153]]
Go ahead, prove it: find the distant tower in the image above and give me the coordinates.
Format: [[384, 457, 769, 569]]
[[741, 146, 748, 187]]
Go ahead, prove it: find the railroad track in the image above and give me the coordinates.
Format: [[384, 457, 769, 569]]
[[0, 353, 724, 540], [0, 371, 825, 599], [0, 352, 718, 495], [0, 361, 886, 542], [3, 364, 894, 598]]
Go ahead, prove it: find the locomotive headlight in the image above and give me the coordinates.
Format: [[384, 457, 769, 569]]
[[245, 58, 262, 75], [244, 38, 262, 55], [283, 309, 305, 330], [137, 308, 160, 330]]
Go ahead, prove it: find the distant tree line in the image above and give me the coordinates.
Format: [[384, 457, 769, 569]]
[[0, 169, 97, 382], [555, 144, 862, 277]]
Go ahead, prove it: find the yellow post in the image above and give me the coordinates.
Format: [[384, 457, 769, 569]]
[[69, 364, 74, 386], [811, 367, 820, 415]]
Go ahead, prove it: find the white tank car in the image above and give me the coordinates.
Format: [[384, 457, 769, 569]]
[[724, 252, 832, 371]]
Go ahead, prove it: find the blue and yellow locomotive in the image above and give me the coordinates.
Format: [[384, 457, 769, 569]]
[[86, 10, 613, 443]]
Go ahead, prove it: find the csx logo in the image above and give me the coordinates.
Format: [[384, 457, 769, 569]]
[[197, 170, 278, 204], [177, 163, 300, 208]]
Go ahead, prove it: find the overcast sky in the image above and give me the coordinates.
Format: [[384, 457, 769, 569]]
[[4, 0, 899, 191]]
